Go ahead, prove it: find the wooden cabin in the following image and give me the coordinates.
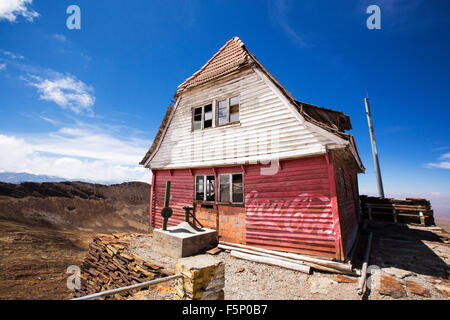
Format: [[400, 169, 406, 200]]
[[140, 37, 364, 261]]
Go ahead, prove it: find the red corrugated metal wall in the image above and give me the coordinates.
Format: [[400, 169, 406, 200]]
[[244, 156, 340, 259], [152, 169, 194, 228], [150, 154, 352, 260]]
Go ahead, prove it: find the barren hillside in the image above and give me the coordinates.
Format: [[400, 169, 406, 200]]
[[0, 181, 150, 232], [0, 181, 151, 299]]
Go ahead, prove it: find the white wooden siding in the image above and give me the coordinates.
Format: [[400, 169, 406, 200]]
[[149, 68, 342, 169]]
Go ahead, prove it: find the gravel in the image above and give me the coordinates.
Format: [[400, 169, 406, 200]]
[[127, 234, 361, 300]]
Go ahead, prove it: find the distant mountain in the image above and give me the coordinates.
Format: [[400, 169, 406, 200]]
[[0, 172, 68, 184], [0, 172, 126, 185]]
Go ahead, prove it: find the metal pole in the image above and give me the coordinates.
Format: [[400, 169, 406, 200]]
[[162, 181, 171, 231], [364, 98, 385, 198], [71, 274, 182, 300]]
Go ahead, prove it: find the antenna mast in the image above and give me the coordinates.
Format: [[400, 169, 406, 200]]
[[364, 96, 385, 198]]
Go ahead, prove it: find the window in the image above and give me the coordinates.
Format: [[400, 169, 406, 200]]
[[232, 174, 243, 202], [192, 104, 213, 131], [195, 175, 215, 201], [219, 173, 244, 203], [195, 176, 204, 200], [219, 175, 230, 202], [217, 96, 239, 126], [204, 104, 213, 128], [229, 96, 240, 123], [217, 100, 228, 126], [192, 96, 240, 131], [193, 107, 202, 131]]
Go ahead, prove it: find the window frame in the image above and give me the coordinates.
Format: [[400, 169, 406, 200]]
[[194, 174, 216, 202], [191, 95, 240, 132], [216, 95, 240, 128], [218, 173, 244, 204]]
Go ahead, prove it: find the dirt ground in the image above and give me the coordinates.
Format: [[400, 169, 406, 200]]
[[0, 219, 94, 300], [129, 221, 449, 300], [365, 221, 450, 300], [1, 218, 448, 300]]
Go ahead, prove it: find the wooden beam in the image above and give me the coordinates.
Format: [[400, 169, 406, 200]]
[[230, 250, 311, 274], [220, 241, 354, 272]]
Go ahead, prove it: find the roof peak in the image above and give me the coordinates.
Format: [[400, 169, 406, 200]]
[[177, 37, 250, 92]]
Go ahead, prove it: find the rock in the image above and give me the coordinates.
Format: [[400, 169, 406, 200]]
[[434, 285, 450, 297], [429, 277, 450, 286], [405, 280, 430, 297], [206, 247, 221, 255], [382, 267, 415, 279], [378, 275, 407, 299]]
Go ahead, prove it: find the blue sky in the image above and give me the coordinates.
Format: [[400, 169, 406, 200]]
[[0, 1, 449, 217]]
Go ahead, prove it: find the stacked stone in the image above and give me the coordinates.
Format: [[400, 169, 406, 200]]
[[174, 256, 225, 300], [73, 234, 173, 299]]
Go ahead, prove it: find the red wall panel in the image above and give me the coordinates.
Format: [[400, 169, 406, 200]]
[[244, 156, 339, 259], [152, 169, 195, 228], [149, 154, 355, 260]]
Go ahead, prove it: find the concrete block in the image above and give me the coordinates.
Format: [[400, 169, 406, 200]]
[[152, 222, 218, 258]]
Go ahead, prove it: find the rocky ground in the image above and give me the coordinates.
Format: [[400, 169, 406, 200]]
[[366, 221, 450, 300], [130, 234, 361, 300], [0, 181, 151, 300], [0, 219, 94, 299], [0, 178, 448, 300], [127, 220, 450, 300]]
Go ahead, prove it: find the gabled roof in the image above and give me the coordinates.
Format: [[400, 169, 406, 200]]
[[141, 37, 364, 172], [177, 37, 250, 92]]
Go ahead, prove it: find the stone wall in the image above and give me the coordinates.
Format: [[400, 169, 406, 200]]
[[174, 255, 225, 300]]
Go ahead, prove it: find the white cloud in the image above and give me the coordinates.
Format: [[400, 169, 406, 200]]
[[53, 34, 67, 42], [39, 116, 59, 126], [0, 0, 39, 22], [0, 130, 152, 184], [0, 49, 24, 60], [0, 63, 5, 70], [426, 153, 450, 169], [24, 74, 96, 115]]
